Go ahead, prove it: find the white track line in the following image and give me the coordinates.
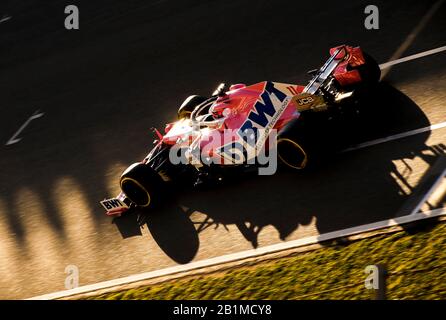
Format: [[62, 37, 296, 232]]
[[380, 0, 445, 78], [342, 121, 446, 153], [5, 110, 44, 146], [0, 15, 11, 24], [410, 168, 446, 215], [379, 45, 446, 70], [28, 207, 446, 300]]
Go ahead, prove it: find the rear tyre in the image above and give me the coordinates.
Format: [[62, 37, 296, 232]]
[[277, 118, 311, 170], [177, 95, 208, 119], [120, 163, 164, 208], [355, 52, 381, 84], [277, 138, 308, 169]]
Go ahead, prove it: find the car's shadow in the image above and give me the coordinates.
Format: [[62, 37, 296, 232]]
[[114, 82, 442, 263]]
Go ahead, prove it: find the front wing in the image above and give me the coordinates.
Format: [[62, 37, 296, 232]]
[[100, 192, 130, 217]]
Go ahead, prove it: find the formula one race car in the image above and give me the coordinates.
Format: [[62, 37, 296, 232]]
[[101, 45, 380, 216]]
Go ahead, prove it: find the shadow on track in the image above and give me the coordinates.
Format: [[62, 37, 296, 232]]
[[115, 82, 443, 262]]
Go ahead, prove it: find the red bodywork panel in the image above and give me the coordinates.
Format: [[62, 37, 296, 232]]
[[330, 45, 365, 86]]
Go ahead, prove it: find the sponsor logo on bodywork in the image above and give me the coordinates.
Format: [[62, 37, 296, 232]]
[[217, 81, 291, 164], [292, 93, 327, 112], [101, 198, 128, 211]]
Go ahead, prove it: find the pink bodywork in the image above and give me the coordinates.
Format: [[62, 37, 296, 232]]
[[158, 46, 365, 166], [161, 81, 306, 165], [103, 45, 367, 217]]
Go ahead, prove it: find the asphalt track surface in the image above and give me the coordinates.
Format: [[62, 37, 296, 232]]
[[0, 0, 445, 299]]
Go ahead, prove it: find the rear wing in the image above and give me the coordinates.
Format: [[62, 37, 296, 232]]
[[304, 46, 346, 94]]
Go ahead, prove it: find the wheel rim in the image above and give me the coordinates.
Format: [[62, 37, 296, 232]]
[[120, 177, 151, 207], [277, 138, 308, 169]]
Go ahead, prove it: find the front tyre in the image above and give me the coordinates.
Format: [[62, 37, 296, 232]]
[[120, 163, 164, 208]]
